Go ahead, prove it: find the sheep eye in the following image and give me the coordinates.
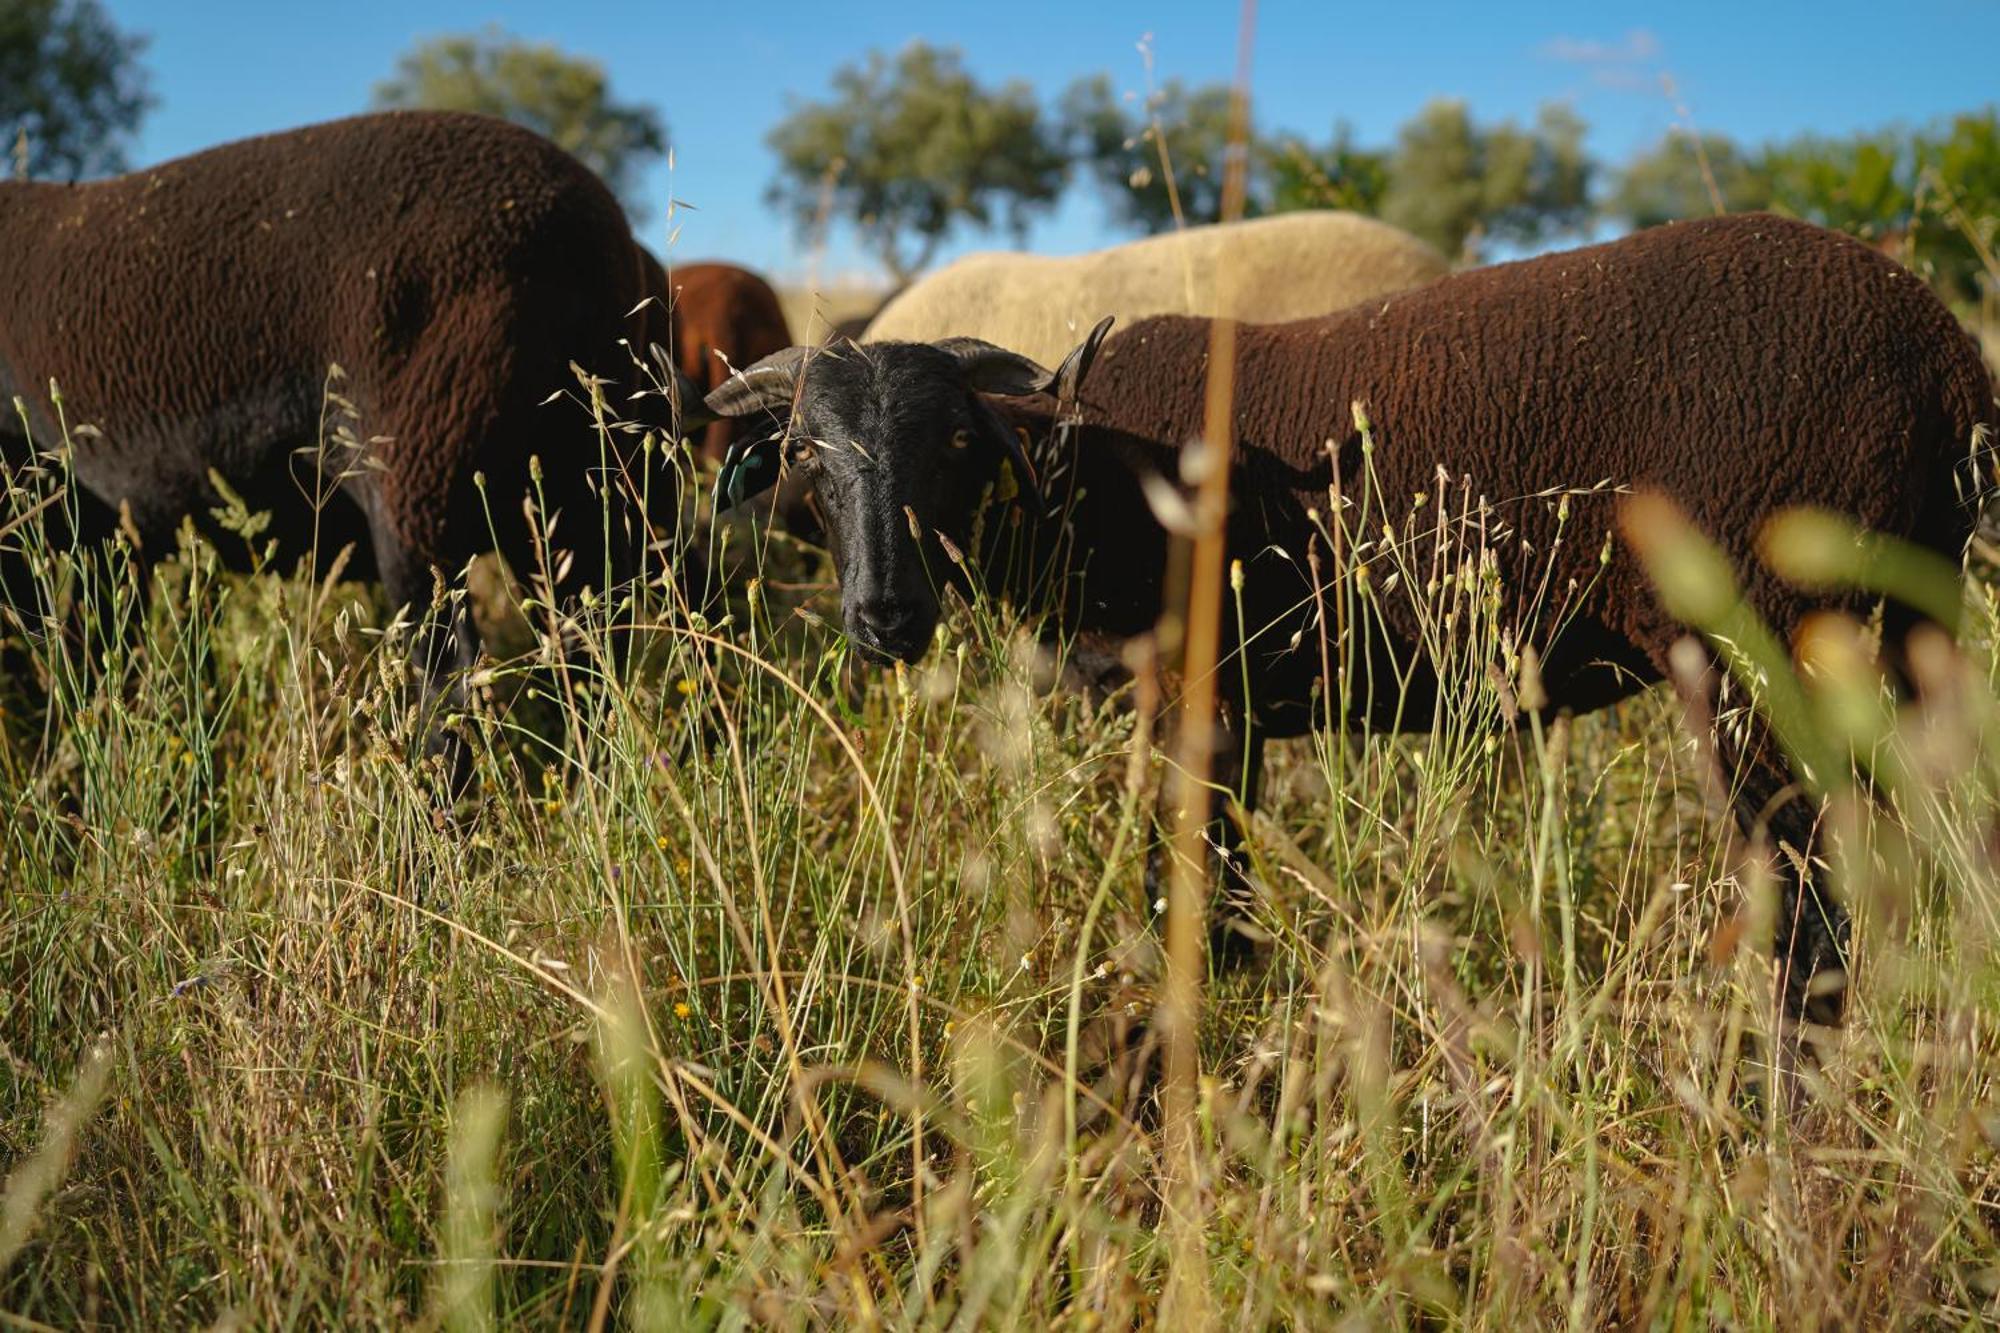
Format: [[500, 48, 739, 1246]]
[[786, 438, 818, 466], [949, 428, 973, 450]]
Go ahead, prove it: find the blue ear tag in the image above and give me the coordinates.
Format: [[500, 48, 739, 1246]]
[[717, 438, 782, 511]]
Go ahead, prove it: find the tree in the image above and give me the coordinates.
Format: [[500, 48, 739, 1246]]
[[765, 43, 1067, 285], [1756, 113, 2000, 306], [1268, 123, 1390, 216], [1913, 110, 2000, 302], [1759, 130, 1912, 239], [1379, 100, 1594, 261], [373, 29, 665, 219], [1611, 130, 1772, 229], [1609, 114, 1999, 308], [1062, 75, 1258, 233], [0, 0, 150, 179]]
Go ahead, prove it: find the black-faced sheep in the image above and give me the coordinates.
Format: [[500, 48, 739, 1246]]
[[861, 211, 1450, 366], [703, 213, 1996, 1026], [0, 110, 677, 769]]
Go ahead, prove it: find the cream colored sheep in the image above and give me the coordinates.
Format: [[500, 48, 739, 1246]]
[[860, 211, 1449, 362]]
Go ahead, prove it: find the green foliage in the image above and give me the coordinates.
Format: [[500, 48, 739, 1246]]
[[1760, 129, 1913, 238], [1609, 131, 1774, 229], [371, 27, 666, 221], [1609, 112, 2000, 306], [1268, 123, 1391, 215], [0, 0, 149, 179], [1379, 99, 1593, 261], [765, 42, 1067, 284], [1754, 111, 2000, 304], [1909, 111, 2000, 303], [1061, 75, 1254, 232]]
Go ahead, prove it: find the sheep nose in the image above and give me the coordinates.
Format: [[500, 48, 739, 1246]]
[[846, 599, 929, 664]]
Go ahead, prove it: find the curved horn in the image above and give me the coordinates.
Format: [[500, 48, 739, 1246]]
[[704, 345, 813, 418], [935, 338, 1057, 398], [663, 363, 721, 430], [938, 315, 1114, 407]]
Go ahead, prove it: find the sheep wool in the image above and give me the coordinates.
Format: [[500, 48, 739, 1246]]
[[644, 254, 794, 464], [863, 211, 1451, 365], [997, 212, 1994, 1018], [0, 110, 671, 773]]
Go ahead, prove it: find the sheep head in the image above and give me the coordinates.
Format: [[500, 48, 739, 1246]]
[[704, 317, 1112, 664]]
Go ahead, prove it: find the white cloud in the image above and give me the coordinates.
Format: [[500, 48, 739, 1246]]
[[1540, 29, 1663, 66]]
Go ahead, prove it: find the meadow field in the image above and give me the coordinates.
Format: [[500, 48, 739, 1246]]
[[3, 386, 1999, 1331]]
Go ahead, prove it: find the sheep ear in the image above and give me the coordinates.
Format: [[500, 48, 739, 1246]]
[[937, 338, 1056, 398], [1046, 316, 1114, 408], [974, 401, 1046, 514], [705, 346, 812, 419], [715, 434, 784, 511], [667, 367, 720, 430], [939, 315, 1113, 407]]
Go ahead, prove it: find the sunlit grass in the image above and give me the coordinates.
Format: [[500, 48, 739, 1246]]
[[3, 392, 1998, 1328]]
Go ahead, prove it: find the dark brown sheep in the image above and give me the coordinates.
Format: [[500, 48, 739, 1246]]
[[0, 111, 675, 769], [703, 213, 1997, 1025]]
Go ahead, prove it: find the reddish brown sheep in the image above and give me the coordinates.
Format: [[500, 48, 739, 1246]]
[[704, 213, 1996, 1026], [0, 111, 674, 768], [641, 255, 794, 464]]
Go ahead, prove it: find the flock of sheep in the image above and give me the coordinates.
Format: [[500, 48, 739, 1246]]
[[4, 109, 1996, 1038]]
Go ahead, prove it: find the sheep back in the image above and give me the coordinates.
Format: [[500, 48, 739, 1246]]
[[661, 260, 794, 463], [0, 110, 652, 582], [863, 211, 1450, 366], [1055, 213, 1994, 733]]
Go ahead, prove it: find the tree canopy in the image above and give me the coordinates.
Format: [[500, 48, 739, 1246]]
[[1267, 124, 1390, 216], [1061, 87, 1592, 260], [765, 42, 1068, 286], [1614, 112, 2000, 304], [758, 40, 1994, 310], [1607, 131, 1773, 230], [1378, 100, 1592, 261], [373, 29, 666, 220], [0, 0, 150, 179], [1061, 75, 1253, 232]]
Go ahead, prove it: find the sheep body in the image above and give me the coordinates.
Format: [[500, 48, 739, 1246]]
[[1007, 213, 1991, 1012], [1040, 213, 1989, 733], [712, 212, 1995, 1018], [861, 211, 1450, 365], [0, 111, 663, 746], [641, 254, 794, 463]]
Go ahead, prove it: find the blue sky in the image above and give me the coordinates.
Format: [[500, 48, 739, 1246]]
[[109, 1, 2000, 283]]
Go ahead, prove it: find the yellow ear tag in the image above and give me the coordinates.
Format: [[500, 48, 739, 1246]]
[[994, 459, 1020, 502]]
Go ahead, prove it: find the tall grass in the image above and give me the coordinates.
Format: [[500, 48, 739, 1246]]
[[3, 368, 1998, 1330]]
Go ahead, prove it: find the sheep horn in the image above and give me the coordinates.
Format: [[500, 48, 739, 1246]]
[[704, 345, 813, 419], [665, 366, 721, 431], [938, 315, 1114, 408], [1046, 315, 1114, 409], [985, 405, 1046, 513]]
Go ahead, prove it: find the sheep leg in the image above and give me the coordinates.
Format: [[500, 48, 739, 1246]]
[[1690, 676, 1849, 1032], [531, 466, 646, 676], [1144, 701, 1267, 967], [372, 537, 477, 797]]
